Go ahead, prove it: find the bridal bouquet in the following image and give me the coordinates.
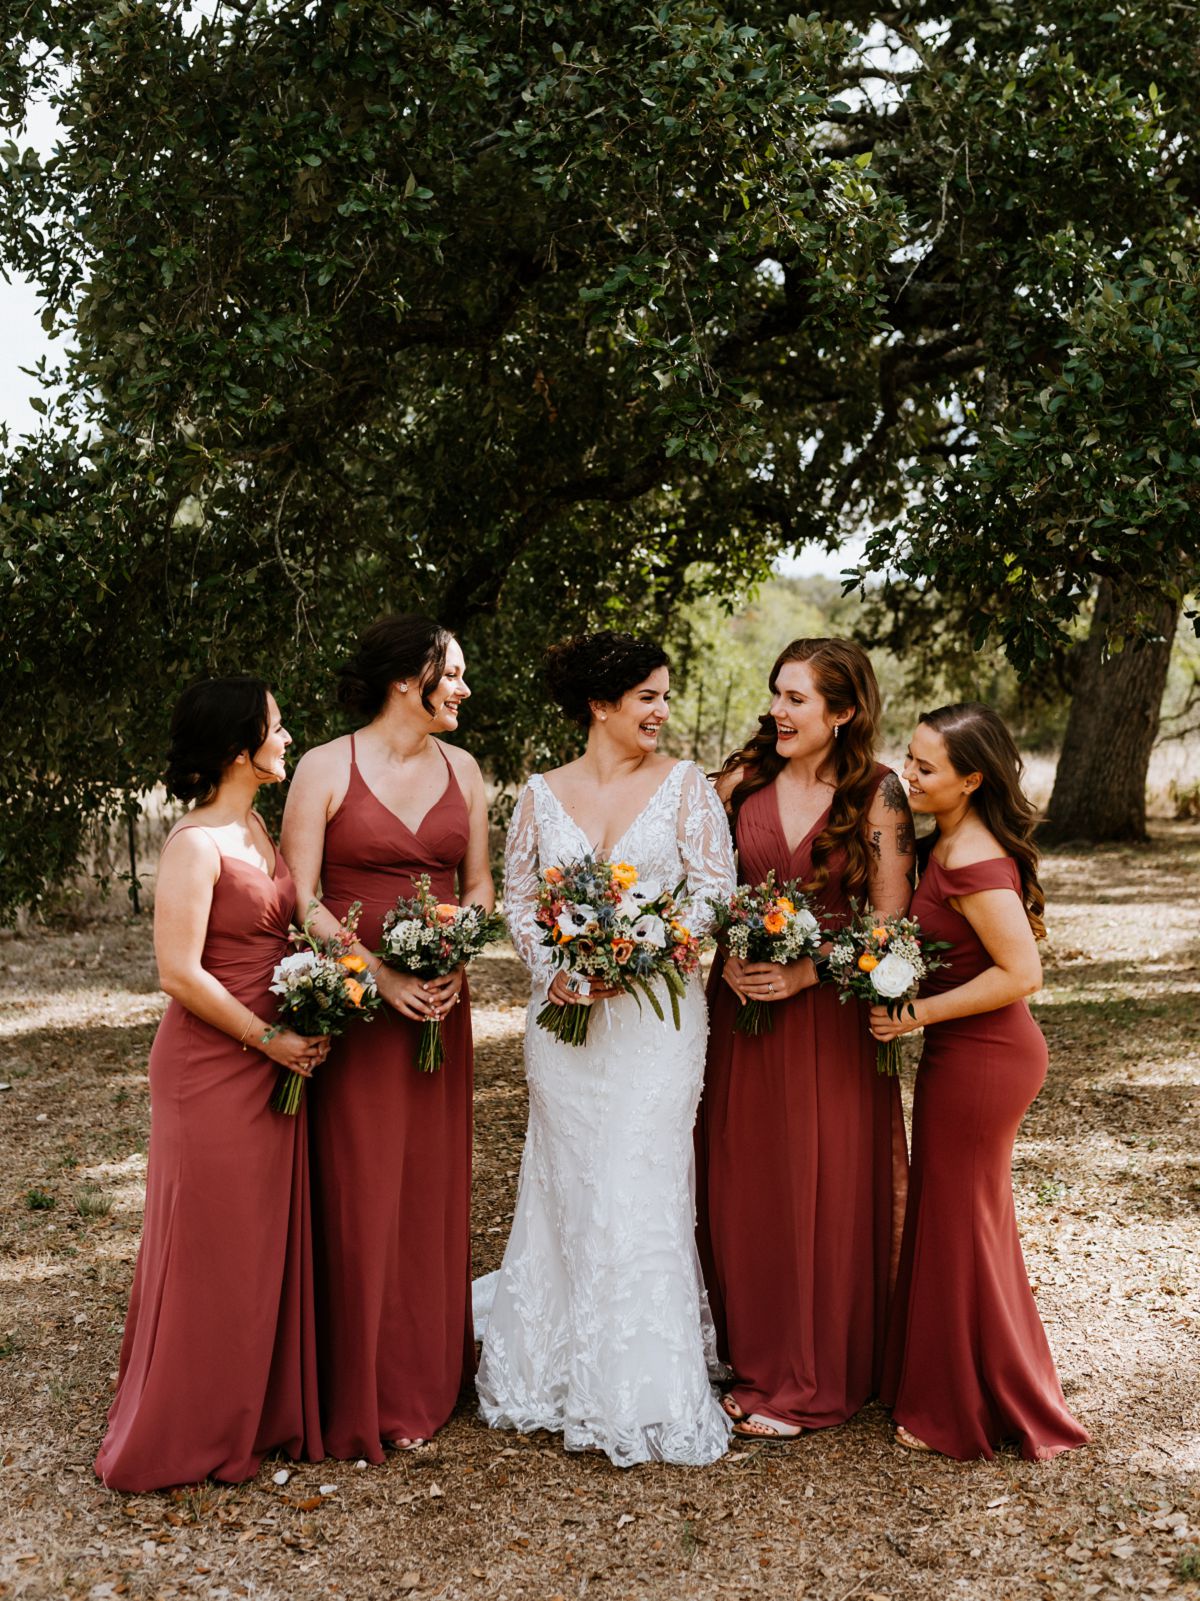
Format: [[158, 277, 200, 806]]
[[533, 855, 700, 1046], [824, 908, 951, 1076], [378, 875, 507, 1072], [709, 872, 824, 1036], [267, 902, 381, 1114]]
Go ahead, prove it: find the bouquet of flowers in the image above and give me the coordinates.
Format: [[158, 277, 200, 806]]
[[378, 875, 507, 1072], [267, 902, 381, 1114], [708, 872, 825, 1036], [824, 908, 951, 1076], [533, 856, 700, 1046]]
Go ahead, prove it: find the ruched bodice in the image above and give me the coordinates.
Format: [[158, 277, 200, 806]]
[[322, 747, 469, 939], [189, 850, 296, 1014]]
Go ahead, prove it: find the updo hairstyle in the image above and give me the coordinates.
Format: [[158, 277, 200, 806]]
[[544, 631, 670, 727], [337, 614, 454, 719], [165, 676, 271, 805]]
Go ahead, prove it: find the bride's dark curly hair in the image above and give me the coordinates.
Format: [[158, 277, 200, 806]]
[[544, 631, 670, 726], [715, 638, 882, 902], [919, 703, 1047, 938]]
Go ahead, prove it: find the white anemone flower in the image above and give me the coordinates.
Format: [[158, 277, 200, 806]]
[[631, 913, 667, 948], [557, 905, 596, 937]]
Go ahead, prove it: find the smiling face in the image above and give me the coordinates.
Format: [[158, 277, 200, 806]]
[[250, 692, 292, 785], [423, 637, 471, 731], [903, 721, 981, 816], [768, 660, 848, 762], [593, 666, 671, 754]]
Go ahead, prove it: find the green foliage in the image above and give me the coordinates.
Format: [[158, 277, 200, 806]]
[[1, 2, 1198, 908], [23, 1188, 55, 1211]]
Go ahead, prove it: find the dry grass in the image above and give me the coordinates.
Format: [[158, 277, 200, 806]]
[[1, 828, 1198, 1601]]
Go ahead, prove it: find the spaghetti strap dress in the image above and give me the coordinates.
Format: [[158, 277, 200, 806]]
[[310, 736, 474, 1460], [95, 834, 323, 1491], [695, 766, 908, 1429], [880, 853, 1088, 1460]]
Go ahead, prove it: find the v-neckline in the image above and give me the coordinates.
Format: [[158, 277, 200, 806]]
[[537, 763, 682, 860], [771, 782, 831, 861], [357, 760, 454, 840]]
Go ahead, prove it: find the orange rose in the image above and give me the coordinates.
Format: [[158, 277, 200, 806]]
[[777, 897, 795, 914], [871, 926, 890, 943], [611, 862, 638, 890], [858, 953, 879, 972], [339, 953, 368, 973], [670, 921, 691, 943], [612, 937, 635, 965], [435, 904, 458, 924], [344, 978, 366, 1007], [763, 911, 787, 935], [544, 866, 565, 884]]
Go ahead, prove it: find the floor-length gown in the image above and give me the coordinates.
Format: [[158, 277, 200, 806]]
[[880, 854, 1088, 1460], [476, 761, 736, 1467], [95, 835, 322, 1492], [310, 736, 474, 1460], [696, 770, 908, 1430]]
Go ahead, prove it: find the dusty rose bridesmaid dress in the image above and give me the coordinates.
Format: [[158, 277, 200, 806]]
[[880, 854, 1088, 1460], [696, 768, 908, 1430], [311, 737, 474, 1460], [95, 836, 322, 1492]]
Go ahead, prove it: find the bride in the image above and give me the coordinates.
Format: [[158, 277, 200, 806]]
[[475, 631, 736, 1466]]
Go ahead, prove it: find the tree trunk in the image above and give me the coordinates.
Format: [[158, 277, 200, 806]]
[[1042, 580, 1178, 844]]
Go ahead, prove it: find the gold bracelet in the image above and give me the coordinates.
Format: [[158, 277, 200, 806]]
[[238, 1015, 256, 1052]]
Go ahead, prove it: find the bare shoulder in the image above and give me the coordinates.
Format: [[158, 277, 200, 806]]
[[871, 768, 910, 815], [439, 738, 484, 788], [159, 823, 221, 876], [942, 824, 1007, 871], [290, 735, 352, 790], [712, 764, 743, 806]]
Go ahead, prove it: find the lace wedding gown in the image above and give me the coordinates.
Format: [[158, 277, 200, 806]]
[[475, 760, 736, 1467]]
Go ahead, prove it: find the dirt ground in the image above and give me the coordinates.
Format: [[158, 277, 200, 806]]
[[1, 827, 1197, 1601]]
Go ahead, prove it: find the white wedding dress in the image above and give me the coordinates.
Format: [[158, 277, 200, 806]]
[[475, 760, 736, 1467]]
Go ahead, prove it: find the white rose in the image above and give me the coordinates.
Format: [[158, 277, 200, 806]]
[[869, 952, 918, 999], [631, 913, 667, 949], [793, 909, 819, 937]]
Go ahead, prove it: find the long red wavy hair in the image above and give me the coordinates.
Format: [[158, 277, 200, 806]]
[[716, 638, 882, 901]]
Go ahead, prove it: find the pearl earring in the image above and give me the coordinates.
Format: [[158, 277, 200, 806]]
[[399, 682, 408, 692], [833, 723, 841, 740]]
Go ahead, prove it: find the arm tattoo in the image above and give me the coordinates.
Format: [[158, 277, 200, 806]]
[[896, 822, 915, 855], [869, 827, 882, 860], [880, 771, 907, 812]]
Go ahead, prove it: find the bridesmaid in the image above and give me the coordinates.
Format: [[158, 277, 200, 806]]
[[282, 614, 493, 1459], [697, 638, 913, 1442], [96, 677, 327, 1492], [873, 703, 1088, 1460]]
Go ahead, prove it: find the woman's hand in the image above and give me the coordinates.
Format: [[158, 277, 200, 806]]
[[260, 1029, 331, 1075], [736, 958, 816, 1003], [376, 966, 463, 1022], [869, 999, 927, 1041], [721, 953, 750, 1003], [546, 970, 623, 1007]]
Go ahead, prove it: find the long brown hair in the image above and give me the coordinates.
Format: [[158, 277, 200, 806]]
[[717, 638, 882, 901], [919, 703, 1047, 938]]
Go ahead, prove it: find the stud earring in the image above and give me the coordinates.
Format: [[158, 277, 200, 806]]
[[399, 682, 408, 692]]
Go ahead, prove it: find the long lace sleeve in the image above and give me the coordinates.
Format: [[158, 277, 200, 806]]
[[503, 782, 554, 987], [674, 763, 736, 940]]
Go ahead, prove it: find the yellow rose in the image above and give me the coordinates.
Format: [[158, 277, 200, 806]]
[[858, 953, 879, 973], [611, 862, 639, 889]]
